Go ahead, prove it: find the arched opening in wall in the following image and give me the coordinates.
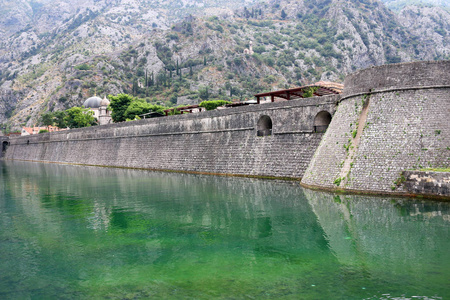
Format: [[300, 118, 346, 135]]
[[2, 141, 8, 153], [27, 140, 30, 145], [314, 111, 332, 133], [257, 115, 273, 136]]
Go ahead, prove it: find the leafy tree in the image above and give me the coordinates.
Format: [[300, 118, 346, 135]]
[[123, 99, 165, 121], [53, 111, 68, 128], [199, 100, 232, 110], [109, 93, 135, 122], [40, 112, 54, 126], [281, 10, 287, 19], [38, 129, 49, 134], [64, 107, 96, 128]]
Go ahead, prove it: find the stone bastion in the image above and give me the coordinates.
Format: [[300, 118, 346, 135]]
[[302, 60, 450, 195]]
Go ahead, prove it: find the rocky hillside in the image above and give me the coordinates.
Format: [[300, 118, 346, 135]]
[[0, 0, 449, 129], [382, 0, 450, 11]]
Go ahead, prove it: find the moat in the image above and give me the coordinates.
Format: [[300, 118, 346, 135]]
[[0, 161, 449, 299]]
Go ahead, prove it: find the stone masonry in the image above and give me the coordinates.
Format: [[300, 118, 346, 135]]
[[4, 95, 338, 179], [4, 61, 450, 196], [302, 61, 450, 194]]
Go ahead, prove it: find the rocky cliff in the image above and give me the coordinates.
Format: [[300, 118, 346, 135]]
[[0, 0, 449, 129]]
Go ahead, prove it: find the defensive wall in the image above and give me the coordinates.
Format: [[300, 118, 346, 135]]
[[302, 61, 450, 196], [3, 95, 338, 179], [3, 60, 449, 197]]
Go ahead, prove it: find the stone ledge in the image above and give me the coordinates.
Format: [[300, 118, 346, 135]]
[[403, 171, 450, 198]]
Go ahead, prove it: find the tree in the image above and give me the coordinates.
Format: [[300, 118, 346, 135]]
[[198, 86, 210, 100], [40, 112, 54, 126], [64, 107, 96, 128], [53, 111, 68, 128], [109, 93, 135, 122], [123, 99, 166, 121], [281, 10, 287, 19]]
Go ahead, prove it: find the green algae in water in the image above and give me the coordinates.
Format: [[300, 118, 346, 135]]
[[0, 161, 449, 299]]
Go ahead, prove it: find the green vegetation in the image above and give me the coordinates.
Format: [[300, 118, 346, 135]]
[[333, 177, 343, 186], [108, 94, 135, 123], [199, 100, 232, 111], [64, 107, 97, 128], [419, 168, 450, 172], [75, 64, 91, 71], [38, 129, 49, 134], [302, 87, 319, 98], [39, 107, 96, 128], [123, 99, 165, 121], [393, 174, 406, 188], [109, 93, 167, 122], [40, 112, 54, 126]]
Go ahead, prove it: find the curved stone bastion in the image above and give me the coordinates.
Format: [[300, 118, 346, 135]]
[[3, 95, 338, 179], [301, 61, 450, 196]]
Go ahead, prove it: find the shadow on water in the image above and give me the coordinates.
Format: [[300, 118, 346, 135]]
[[0, 161, 449, 299]]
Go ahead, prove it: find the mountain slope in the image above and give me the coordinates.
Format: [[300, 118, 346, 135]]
[[0, 0, 449, 128]]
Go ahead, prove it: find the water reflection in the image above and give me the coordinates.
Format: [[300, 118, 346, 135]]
[[0, 161, 449, 299], [304, 189, 450, 298]]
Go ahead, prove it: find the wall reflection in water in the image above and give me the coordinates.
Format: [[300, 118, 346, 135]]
[[0, 161, 449, 299]]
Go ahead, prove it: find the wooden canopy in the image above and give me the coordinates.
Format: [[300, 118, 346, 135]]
[[254, 81, 344, 103], [163, 104, 205, 116]]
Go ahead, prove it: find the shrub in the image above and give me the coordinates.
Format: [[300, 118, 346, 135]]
[[75, 63, 91, 71], [199, 100, 232, 111]]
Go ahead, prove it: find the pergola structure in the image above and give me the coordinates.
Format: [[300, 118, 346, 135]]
[[254, 81, 344, 104], [163, 104, 205, 116]]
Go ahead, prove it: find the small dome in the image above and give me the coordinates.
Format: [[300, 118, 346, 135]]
[[100, 97, 110, 106], [83, 96, 102, 108]]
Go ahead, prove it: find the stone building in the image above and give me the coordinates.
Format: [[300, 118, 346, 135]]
[[83, 96, 112, 125]]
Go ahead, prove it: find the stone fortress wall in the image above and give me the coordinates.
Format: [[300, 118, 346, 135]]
[[3, 60, 450, 196], [301, 61, 450, 194], [4, 95, 338, 179]]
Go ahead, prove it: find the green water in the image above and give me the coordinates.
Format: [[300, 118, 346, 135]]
[[0, 161, 449, 299]]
